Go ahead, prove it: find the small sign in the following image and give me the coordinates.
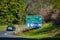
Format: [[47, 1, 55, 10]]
[[26, 15, 42, 28]]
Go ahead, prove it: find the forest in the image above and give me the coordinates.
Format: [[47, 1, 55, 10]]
[[0, 0, 60, 25]]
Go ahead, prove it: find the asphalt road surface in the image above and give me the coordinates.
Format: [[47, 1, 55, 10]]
[[0, 30, 21, 37], [0, 30, 36, 40], [0, 30, 59, 40]]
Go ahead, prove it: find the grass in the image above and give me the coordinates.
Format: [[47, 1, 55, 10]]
[[0, 24, 25, 30], [0, 25, 7, 30], [15, 22, 60, 39], [0, 22, 60, 39]]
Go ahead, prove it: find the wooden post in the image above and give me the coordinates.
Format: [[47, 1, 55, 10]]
[[28, 27, 30, 32]]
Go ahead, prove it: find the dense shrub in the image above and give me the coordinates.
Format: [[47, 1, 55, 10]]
[[0, 0, 27, 24]]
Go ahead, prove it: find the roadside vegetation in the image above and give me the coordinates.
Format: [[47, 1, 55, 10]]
[[0, 25, 25, 30], [15, 22, 60, 39], [0, 0, 60, 39]]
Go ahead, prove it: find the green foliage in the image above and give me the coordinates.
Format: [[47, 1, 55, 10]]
[[0, 0, 60, 24], [17, 22, 60, 38], [0, 0, 27, 24], [51, 0, 60, 8]]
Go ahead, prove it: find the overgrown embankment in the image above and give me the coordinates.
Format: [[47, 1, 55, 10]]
[[14, 22, 60, 39]]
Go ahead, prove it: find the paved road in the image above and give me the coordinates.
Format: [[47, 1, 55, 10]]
[[0, 30, 36, 40], [0, 30, 22, 37]]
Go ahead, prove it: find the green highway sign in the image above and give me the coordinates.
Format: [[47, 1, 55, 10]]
[[26, 15, 42, 28]]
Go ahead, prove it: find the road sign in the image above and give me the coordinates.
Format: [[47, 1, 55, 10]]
[[26, 15, 42, 28]]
